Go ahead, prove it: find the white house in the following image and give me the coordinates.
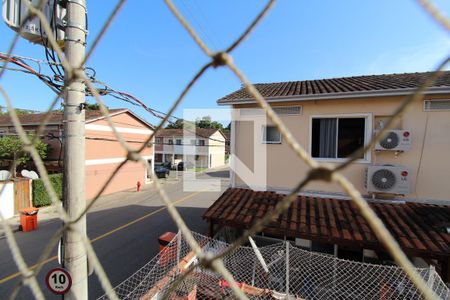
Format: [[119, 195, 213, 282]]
[[154, 128, 226, 169]]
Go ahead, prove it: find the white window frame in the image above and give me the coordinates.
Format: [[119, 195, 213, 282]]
[[423, 99, 450, 112], [309, 113, 372, 163], [262, 125, 282, 144], [176, 139, 182, 145], [196, 139, 205, 146], [155, 137, 161, 144]]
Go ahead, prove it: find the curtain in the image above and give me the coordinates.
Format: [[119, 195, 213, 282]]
[[319, 118, 337, 158]]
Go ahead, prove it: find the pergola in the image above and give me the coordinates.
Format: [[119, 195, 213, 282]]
[[203, 188, 450, 282]]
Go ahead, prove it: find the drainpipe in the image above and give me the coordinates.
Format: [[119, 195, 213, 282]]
[[230, 116, 236, 187]]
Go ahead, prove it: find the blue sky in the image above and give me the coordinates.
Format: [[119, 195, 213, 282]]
[[1, 0, 449, 125]]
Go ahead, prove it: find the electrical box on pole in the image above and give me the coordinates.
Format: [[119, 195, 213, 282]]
[[2, 0, 66, 48]]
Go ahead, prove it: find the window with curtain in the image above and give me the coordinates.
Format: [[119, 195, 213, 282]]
[[262, 125, 282, 144], [311, 117, 366, 159]]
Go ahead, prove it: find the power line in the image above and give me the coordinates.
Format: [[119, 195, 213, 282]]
[[0, 53, 63, 93], [88, 78, 227, 144], [0, 51, 63, 67], [0, 53, 227, 144], [191, 0, 224, 48], [178, 0, 221, 50]]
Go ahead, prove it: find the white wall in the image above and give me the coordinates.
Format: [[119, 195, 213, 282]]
[[157, 132, 226, 169], [0, 181, 15, 219], [207, 131, 226, 168]]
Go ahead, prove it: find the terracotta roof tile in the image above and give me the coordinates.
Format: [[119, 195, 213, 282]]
[[0, 108, 127, 126], [217, 71, 450, 104], [204, 188, 450, 258]]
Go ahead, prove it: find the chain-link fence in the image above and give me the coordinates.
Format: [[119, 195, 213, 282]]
[[0, 0, 449, 299], [99, 231, 450, 300]]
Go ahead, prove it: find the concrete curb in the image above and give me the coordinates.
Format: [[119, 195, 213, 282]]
[[0, 166, 230, 239]]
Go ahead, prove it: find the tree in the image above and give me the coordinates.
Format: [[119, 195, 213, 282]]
[[0, 136, 49, 176], [195, 116, 223, 130], [83, 100, 109, 111], [165, 116, 224, 130], [85, 102, 109, 111], [165, 118, 185, 129], [0, 109, 34, 116]]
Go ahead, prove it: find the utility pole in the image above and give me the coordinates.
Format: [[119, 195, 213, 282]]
[[63, 0, 88, 298]]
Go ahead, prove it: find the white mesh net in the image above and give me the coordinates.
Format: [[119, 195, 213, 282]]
[[2, 1, 450, 299], [99, 231, 450, 300]]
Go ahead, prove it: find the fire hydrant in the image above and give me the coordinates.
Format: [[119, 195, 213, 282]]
[[137, 181, 141, 192]]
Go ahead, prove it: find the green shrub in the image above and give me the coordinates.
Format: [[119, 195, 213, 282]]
[[32, 173, 63, 207]]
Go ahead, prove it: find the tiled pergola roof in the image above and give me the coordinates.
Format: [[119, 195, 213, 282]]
[[204, 188, 450, 259]]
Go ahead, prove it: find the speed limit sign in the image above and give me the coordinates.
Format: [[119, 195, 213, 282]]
[[45, 268, 72, 295]]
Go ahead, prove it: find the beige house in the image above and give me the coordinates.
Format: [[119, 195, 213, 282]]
[[219, 71, 450, 204], [206, 71, 450, 282], [155, 128, 226, 169]]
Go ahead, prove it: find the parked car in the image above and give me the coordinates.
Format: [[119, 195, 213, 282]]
[[172, 159, 182, 170], [154, 165, 170, 178], [161, 161, 172, 169], [177, 161, 194, 171]]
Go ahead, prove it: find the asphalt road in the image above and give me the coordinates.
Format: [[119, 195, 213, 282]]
[[0, 168, 230, 299]]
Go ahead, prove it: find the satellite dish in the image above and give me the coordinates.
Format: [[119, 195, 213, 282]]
[[29, 171, 39, 180], [0, 170, 11, 181], [21, 169, 39, 180], [21, 169, 31, 178]]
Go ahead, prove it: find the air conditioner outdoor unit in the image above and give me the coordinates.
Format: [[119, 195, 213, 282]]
[[365, 165, 411, 195], [374, 130, 411, 151]]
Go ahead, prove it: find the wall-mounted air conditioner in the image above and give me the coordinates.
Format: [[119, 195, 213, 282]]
[[374, 130, 411, 151], [365, 165, 411, 195]]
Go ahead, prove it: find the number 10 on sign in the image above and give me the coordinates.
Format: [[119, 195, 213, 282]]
[[45, 268, 72, 295]]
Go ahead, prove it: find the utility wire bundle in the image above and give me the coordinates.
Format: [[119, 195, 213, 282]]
[[0, 52, 226, 144]]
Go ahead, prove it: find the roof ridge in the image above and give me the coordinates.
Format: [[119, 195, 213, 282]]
[[0, 107, 133, 126], [218, 71, 450, 103], [249, 70, 442, 86]]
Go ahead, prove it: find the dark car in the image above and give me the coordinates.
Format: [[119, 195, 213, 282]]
[[154, 165, 170, 178], [161, 161, 172, 169], [177, 161, 194, 171]]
